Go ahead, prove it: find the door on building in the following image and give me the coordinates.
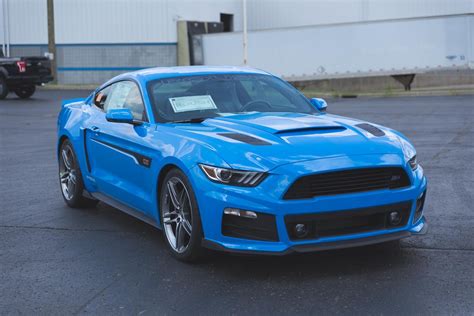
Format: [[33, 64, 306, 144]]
[[220, 13, 234, 32]]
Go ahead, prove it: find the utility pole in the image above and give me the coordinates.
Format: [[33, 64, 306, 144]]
[[242, 0, 248, 65], [47, 0, 57, 83]]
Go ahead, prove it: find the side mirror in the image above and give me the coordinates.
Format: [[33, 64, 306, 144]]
[[106, 108, 137, 124], [310, 98, 328, 112]]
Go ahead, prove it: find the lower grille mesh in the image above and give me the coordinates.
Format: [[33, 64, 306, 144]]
[[285, 201, 412, 240], [284, 167, 410, 200]]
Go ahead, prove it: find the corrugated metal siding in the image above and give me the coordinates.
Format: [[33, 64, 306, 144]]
[[246, 0, 474, 30], [4, 0, 242, 44], [2, 0, 47, 45], [4, 0, 473, 44], [201, 15, 474, 80]]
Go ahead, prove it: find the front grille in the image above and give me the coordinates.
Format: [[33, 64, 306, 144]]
[[222, 212, 279, 241], [285, 201, 412, 241], [283, 167, 410, 200]]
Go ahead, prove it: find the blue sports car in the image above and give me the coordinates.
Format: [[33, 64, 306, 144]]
[[57, 66, 427, 261]]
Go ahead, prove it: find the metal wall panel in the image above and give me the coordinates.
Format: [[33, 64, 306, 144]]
[[4, 0, 241, 45], [57, 44, 176, 68], [201, 15, 474, 81], [1, 0, 47, 45], [57, 70, 124, 85], [246, 0, 474, 30], [3, 0, 474, 44], [11, 43, 177, 84]]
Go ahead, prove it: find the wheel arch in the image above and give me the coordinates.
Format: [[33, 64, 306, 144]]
[[157, 163, 181, 200], [57, 134, 69, 156], [154, 161, 204, 228]]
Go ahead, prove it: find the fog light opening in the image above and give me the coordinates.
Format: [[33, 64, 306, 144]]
[[388, 211, 402, 226], [224, 208, 258, 219], [294, 223, 309, 238]]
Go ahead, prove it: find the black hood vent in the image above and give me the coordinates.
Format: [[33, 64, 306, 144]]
[[218, 133, 271, 145], [356, 123, 385, 137], [274, 126, 346, 135]]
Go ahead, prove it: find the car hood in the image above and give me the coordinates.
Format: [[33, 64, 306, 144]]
[[164, 112, 407, 171]]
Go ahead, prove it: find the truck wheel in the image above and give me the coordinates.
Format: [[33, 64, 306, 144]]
[[14, 85, 36, 99], [0, 76, 8, 100]]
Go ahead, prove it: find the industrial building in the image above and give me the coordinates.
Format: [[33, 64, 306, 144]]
[[1, 0, 473, 85]]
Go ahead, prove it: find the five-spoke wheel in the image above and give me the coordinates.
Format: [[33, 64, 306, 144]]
[[160, 169, 203, 261], [58, 139, 97, 208], [59, 145, 77, 201]]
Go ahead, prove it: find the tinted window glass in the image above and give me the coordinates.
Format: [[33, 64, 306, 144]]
[[105, 81, 147, 121], [147, 74, 314, 122]]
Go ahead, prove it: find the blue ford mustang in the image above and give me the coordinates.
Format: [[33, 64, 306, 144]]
[[57, 66, 427, 261]]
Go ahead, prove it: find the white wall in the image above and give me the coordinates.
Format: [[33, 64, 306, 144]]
[[246, 0, 474, 30], [1, 0, 48, 46], [202, 15, 474, 80], [3, 0, 473, 44], [2, 0, 242, 44]]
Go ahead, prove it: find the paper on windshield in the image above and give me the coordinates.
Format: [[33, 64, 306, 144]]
[[169, 95, 217, 113]]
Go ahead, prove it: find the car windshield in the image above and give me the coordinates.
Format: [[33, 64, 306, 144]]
[[147, 74, 316, 122]]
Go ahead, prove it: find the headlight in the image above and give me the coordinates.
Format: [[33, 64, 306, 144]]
[[398, 136, 418, 171], [408, 155, 418, 170], [199, 164, 267, 187]]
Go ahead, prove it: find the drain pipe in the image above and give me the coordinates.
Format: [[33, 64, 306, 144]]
[[1, 0, 6, 56], [242, 0, 247, 65]]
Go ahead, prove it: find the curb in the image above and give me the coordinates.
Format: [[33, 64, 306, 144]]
[[301, 86, 474, 98]]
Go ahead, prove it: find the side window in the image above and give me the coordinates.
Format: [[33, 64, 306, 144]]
[[104, 81, 147, 121], [93, 86, 111, 110]]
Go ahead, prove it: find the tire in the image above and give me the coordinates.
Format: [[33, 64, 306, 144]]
[[0, 76, 8, 100], [159, 168, 204, 262], [59, 139, 98, 208], [14, 85, 36, 99]]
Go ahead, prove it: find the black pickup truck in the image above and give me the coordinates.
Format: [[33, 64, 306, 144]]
[[0, 49, 54, 99]]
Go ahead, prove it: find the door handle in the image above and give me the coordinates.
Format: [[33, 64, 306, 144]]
[[90, 126, 100, 135]]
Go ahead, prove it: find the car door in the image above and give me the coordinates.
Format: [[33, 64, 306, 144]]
[[84, 80, 156, 214]]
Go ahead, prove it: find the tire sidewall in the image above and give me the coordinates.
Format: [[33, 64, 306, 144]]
[[159, 168, 203, 261], [0, 76, 8, 100], [14, 85, 36, 99]]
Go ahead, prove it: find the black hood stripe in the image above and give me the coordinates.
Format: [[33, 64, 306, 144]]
[[218, 133, 271, 145], [274, 126, 346, 135], [355, 123, 385, 137]]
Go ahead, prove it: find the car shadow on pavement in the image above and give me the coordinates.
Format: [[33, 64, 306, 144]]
[[93, 202, 414, 281], [201, 242, 409, 279]]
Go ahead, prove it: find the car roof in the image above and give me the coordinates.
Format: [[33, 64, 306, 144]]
[[108, 66, 272, 84]]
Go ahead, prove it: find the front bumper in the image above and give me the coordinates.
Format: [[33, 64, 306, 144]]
[[203, 224, 427, 255], [190, 154, 428, 254]]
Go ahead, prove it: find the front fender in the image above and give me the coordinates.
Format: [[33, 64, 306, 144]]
[[57, 102, 91, 189]]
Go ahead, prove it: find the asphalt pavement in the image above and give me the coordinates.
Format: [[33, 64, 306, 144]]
[[1, 90, 473, 315]]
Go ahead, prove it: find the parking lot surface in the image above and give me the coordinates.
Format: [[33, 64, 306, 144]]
[[1, 90, 473, 315]]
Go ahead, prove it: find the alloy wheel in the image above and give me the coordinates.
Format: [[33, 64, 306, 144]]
[[162, 177, 193, 253], [59, 145, 77, 201]]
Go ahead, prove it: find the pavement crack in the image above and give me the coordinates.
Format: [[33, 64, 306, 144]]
[[73, 275, 124, 315], [401, 245, 474, 252]]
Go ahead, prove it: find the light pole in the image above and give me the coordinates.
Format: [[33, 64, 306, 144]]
[[47, 0, 57, 83]]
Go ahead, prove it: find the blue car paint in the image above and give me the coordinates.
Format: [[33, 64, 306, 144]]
[[57, 66, 427, 254]]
